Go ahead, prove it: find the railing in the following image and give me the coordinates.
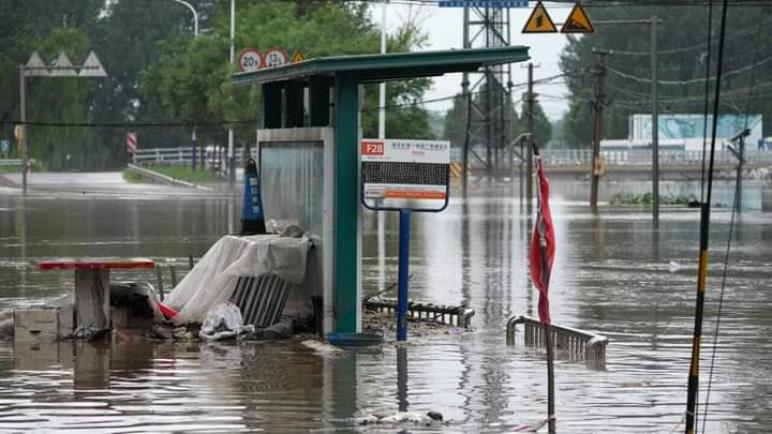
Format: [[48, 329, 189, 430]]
[[365, 297, 475, 328], [506, 315, 608, 366], [453, 146, 772, 168], [0, 158, 35, 167], [132, 146, 257, 167]]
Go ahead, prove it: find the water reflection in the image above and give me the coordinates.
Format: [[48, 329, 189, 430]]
[[0, 187, 770, 432]]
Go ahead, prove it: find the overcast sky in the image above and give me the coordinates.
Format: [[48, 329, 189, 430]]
[[378, 2, 582, 121]]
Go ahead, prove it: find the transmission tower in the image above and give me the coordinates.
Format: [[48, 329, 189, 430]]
[[461, 5, 513, 191]]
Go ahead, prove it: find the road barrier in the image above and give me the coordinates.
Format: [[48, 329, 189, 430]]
[[506, 315, 608, 365]]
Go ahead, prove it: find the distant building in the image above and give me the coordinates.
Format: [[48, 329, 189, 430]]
[[601, 114, 762, 151]]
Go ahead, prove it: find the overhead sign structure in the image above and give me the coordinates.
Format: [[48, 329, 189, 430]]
[[439, 0, 528, 7], [262, 48, 289, 69], [361, 139, 451, 212], [561, 2, 594, 33], [238, 48, 262, 73], [523, 1, 557, 33]]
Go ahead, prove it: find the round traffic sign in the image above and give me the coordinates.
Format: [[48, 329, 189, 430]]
[[262, 48, 288, 69], [238, 48, 262, 72]]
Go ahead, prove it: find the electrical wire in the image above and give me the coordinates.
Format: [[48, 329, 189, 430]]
[[699, 6, 768, 434]]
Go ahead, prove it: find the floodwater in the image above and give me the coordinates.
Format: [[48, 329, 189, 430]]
[[0, 181, 771, 433]]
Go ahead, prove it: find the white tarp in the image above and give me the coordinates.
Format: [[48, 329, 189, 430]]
[[164, 234, 311, 324]]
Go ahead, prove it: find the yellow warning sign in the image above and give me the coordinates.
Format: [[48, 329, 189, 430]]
[[522, 1, 557, 34], [291, 50, 305, 63], [561, 2, 594, 34]]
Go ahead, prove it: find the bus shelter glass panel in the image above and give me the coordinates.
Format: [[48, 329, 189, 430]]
[[259, 141, 324, 236]]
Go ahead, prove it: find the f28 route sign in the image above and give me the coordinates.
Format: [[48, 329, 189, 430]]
[[360, 139, 451, 212]]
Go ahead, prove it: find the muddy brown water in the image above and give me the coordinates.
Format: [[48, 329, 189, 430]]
[[0, 183, 771, 433]]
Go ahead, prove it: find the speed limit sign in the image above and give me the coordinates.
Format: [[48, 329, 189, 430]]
[[262, 48, 289, 69], [238, 48, 262, 72]]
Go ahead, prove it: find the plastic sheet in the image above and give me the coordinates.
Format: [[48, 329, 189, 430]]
[[199, 301, 254, 341], [164, 234, 311, 324]]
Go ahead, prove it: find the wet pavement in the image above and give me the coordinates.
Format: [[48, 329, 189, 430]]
[[0, 181, 770, 432]]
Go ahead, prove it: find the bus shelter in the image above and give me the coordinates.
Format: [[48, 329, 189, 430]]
[[232, 46, 530, 335]]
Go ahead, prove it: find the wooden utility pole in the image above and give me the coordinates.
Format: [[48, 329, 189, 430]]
[[526, 62, 534, 205], [651, 15, 660, 226], [590, 51, 608, 213]]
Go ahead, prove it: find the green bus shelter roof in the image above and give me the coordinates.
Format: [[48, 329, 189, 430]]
[[232, 46, 530, 85]]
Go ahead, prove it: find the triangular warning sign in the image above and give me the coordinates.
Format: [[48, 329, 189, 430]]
[[291, 50, 305, 63], [561, 2, 594, 34], [79, 51, 107, 77], [24, 51, 49, 77], [522, 1, 557, 34], [50, 51, 78, 77]]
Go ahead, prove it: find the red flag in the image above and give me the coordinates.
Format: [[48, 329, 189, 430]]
[[530, 155, 556, 324]]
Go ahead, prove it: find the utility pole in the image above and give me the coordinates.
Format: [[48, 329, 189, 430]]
[[228, 0, 236, 186], [461, 7, 470, 197], [594, 18, 662, 220], [590, 51, 608, 213], [18, 66, 27, 195], [651, 15, 660, 226], [525, 62, 534, 206]]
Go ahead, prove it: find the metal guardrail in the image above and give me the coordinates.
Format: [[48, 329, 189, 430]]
[[365, 297, 474, 328], [132, 147, 257, 167], [453, 147, 772, 168], [506, 315, 608, 364], [0, 158, 35, 167]]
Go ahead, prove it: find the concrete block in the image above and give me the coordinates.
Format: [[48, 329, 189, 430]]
[[14, 308, 59, 343]]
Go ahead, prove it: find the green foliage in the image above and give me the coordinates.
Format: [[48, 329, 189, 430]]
[[2, 0, 435, 171], [142, 1, 435, 145], [560, 5, 772, 147]]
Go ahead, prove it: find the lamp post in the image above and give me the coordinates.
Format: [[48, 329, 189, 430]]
[[171, 0, 198, 37], [171, 0, 200, 171], [228, 0, 236, 186]]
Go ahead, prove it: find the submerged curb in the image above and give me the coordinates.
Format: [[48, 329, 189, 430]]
[[126, 164, 212, 191]]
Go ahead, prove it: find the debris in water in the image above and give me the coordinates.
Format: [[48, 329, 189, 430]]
[[358, 410, 444, 426]]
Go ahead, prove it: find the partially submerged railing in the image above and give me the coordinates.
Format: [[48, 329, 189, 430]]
[[365, 297, 474, 328], [506, 315, 608, 363]]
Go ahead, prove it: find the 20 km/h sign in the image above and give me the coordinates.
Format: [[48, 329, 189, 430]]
[[238, 48, 262, 72]]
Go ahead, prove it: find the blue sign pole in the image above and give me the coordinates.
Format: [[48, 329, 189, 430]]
[[397, 208, 411, 341]]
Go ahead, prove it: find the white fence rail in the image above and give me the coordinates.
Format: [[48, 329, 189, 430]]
[[133, 146, 772, 168], [132, 147, 257, 168], [450, 147, 772, 168]]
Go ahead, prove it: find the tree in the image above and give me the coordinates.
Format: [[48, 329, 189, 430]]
[[560, 5, 772, 147], [142, 1, 436, 146]]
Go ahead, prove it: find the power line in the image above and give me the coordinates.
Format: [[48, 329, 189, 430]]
[[607, 53, 772, 85]]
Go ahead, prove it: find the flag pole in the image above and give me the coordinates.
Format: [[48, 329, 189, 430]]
[[544, 321, 555, 433], [533, 143, 556, 434]]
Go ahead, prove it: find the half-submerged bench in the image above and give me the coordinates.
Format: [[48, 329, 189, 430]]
[[38, 258, 155, 338], [506, 315, 608, 367]]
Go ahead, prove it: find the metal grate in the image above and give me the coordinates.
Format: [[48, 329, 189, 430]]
[[365, 297, 474, 328], [231, 275, 292, 328]]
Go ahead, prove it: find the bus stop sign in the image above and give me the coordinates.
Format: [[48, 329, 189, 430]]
[[361, 139, 451, 212]]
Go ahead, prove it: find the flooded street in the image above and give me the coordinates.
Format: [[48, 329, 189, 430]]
[[0, 182, 771, 433]]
